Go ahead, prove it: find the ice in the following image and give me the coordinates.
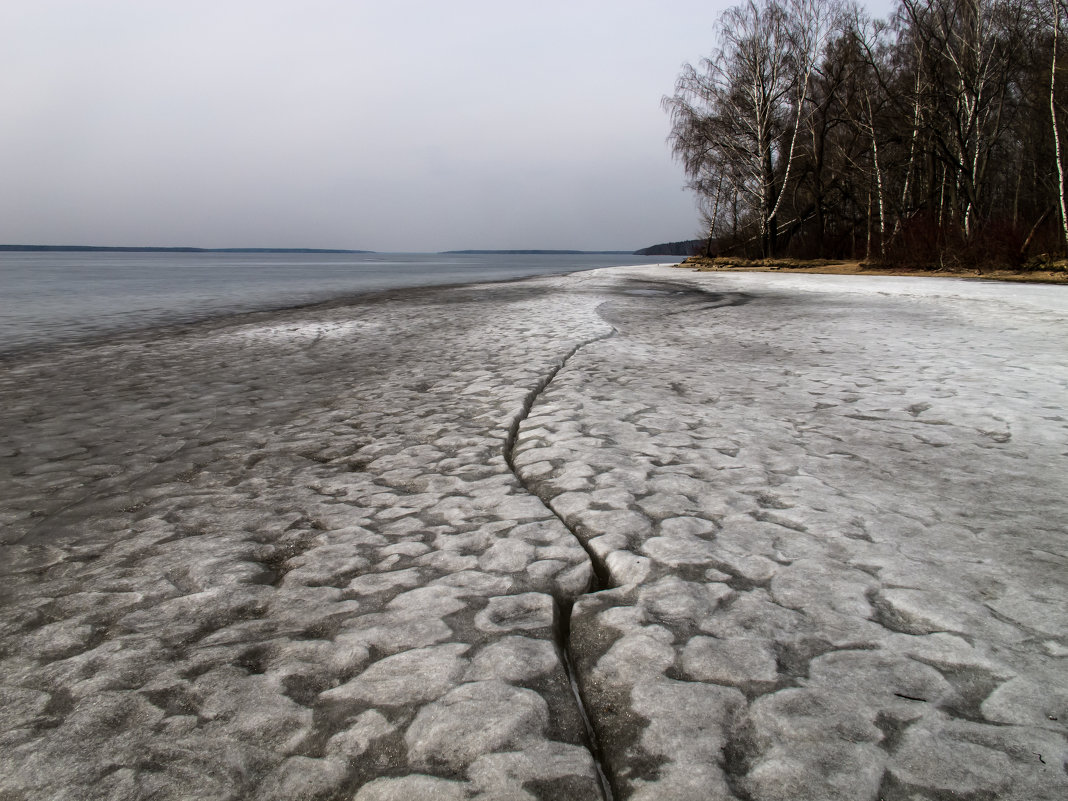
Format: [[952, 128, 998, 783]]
[[2, 265, 1065, 799]]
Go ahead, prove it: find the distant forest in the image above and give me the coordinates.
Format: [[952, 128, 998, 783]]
[[634, 239, 703, 256], [664, 0, 1068, 267]]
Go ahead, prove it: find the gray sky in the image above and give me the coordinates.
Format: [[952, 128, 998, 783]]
[[0, 0, 895, 252]]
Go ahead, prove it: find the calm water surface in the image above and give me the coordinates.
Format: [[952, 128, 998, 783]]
[[0, 252, 655, 353]]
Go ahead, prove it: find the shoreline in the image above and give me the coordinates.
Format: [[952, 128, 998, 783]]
[[2, 265, 1065, 800], [0, 261, 666, 362], [674, 256, 1068, 284]]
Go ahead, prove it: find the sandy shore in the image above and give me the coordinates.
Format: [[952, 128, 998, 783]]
[[1, 266, 1066, 800], [675, 256, 1068, 284]]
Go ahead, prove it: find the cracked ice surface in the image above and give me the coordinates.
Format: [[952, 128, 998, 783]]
[[513, 266, 1068, 800], [2, 266, 1067, 800], [0, 278, 616, 801]]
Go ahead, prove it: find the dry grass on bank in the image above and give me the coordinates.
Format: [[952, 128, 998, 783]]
[[676, 256, 1068, 284]]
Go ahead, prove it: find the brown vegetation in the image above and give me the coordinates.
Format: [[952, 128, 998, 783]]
[[676, 254, 1068, 282]]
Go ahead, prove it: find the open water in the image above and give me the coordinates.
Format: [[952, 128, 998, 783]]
[[0, 251, 656, 353]]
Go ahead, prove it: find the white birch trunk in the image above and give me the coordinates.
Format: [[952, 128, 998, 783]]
[[866, 94, 886, 257], [896, 66, 923, 238], [1053, 0, 1068, 247]]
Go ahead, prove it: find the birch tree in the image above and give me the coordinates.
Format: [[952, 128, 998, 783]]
[[664, 0, 793, 256], [902, 0, 1025, 239], [665, 0, 843, 256], [849, 11, 894, 256], [1052, 0, 1068, 243]]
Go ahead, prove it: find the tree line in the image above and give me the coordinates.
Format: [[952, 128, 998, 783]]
[[663, 0, 1068, 267]]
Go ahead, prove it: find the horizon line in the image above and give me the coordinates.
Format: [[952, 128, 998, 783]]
[[0, 244, 649, 255]]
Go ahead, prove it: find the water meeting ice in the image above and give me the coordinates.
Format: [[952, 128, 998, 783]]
[[1, 265, 1065, 800]]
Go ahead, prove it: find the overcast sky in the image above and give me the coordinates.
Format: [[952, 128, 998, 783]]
[[0, 0, 895, 252]]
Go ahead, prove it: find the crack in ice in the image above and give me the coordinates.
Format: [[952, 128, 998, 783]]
[[503, 329, 617, 801]]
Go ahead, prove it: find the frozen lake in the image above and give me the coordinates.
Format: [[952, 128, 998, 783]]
[[0, 251, 655, 352], [1, 266, 1065, 800]]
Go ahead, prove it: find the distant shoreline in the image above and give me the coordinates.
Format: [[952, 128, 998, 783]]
[[0, 246, 643, 256], [443, 249, 635, 255], [0, 245, 373, 254]]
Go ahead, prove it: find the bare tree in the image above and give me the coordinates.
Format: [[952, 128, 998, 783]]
[[770, 0, 845, 224], [849, 10, 894, 257], [664, 0, 794, 256], [1052, 0, 1068, 244], [901, 0, 1026, 239], [665, 0, 846, 256]]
